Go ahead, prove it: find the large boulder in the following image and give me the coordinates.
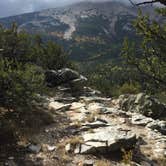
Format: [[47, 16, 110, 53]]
[[69, 75, 88, 92], [74, 126, 137, 154], [119, 93, 166, 119], [45, 68, 80, 86], [45, 68, 87, 90]]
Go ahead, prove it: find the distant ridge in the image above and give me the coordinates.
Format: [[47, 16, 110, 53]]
[[0, 1, 156, 63]]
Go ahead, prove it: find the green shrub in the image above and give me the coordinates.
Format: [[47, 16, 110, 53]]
[[0, 55, 44, 110], [0, 23, 67, 110], [118, 82, 141, 95]]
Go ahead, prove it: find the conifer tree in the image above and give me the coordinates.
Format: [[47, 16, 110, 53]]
[[122, 1, 166, 92]]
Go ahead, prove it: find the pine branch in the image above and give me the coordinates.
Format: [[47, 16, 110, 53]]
[[129, 0, 166, 6], [136, 0, 158, 6]]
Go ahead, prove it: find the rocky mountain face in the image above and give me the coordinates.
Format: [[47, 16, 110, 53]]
[[0, 1, 156, 63], [2, 68, 166, 166]]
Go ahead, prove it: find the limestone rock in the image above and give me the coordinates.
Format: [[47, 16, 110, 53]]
[[131, 114, 153, 126], [103, 107, 123, 115], [80, 96, 111, 103], [75, 126, 137, 154], [87, 103, 105, 112], [82, 120, 109, 129], [47, 145, 56, 152], [48, 101, 71, 111], [70, 102, 85, 110], [146, 120, 166, 134], [153, 139, 166, 159]]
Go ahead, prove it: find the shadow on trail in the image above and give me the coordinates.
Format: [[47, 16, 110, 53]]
[[0, 106, 56, 166]]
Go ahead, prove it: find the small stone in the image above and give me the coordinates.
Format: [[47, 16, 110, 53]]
[[45, 129, 49, 133], [8, 157, 14, 160], [83, 159, 94, 166], [65, 144, 71, 152], [47, 145, 56, 152], [27, 144, 41, 153]]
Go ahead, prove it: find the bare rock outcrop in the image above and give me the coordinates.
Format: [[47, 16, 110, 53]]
[[45, 68, 87, 89], [119, 93, 166, 119], [74, 126, 137, 154]]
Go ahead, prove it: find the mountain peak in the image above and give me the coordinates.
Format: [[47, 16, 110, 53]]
[[0, 1, 155, 62]]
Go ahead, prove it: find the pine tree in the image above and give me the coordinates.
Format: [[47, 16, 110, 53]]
[[122, 2, 166, 92], [0, 24, 68, 110]]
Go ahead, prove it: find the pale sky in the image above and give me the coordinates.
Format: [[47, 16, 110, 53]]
[[0, 0, 156, 18]]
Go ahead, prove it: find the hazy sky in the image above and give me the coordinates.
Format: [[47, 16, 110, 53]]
[[0, 0, 151, 18]]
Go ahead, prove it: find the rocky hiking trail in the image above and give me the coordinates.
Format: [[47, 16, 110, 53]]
[[1, 68, 166, 166]]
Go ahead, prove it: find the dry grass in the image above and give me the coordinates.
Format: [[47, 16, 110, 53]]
[[72, 120, 82, 127], [57, 136, 84, 152], [66, 136, 84, 145], [95, 159, 111, 166], [158, 158, 166, 166], [83, 114, 95, 123], [56, 136, 84, 162], [121, 148, 133, 165], [83, 110, 100, 123], [56, 144, 71, 162], [60, 150, 71, 162]]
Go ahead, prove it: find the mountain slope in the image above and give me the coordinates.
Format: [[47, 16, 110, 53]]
[[0, 1, 155, 63]]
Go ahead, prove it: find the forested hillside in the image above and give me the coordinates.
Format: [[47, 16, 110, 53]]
[[0, 1, 156, 64]]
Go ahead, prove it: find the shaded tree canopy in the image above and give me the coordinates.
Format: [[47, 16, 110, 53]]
[[0, 24, 68, 111], [122, 0, 166, 92]]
